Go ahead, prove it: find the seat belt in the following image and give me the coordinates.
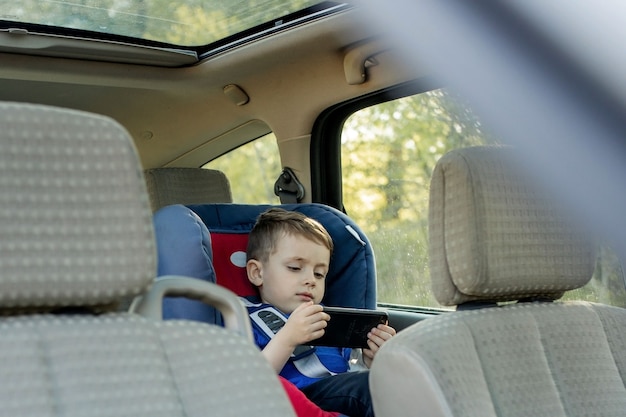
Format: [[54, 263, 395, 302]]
[[274, 167, 305, 204], [244, 299, 337, 378]]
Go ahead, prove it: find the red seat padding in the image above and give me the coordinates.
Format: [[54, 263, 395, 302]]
[[210, 232, 258, 297]]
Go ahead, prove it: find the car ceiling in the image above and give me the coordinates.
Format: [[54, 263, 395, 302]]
[[0, 6, 421, 170]]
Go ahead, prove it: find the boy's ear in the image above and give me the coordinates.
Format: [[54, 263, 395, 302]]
[[246, 259, 263, 287]]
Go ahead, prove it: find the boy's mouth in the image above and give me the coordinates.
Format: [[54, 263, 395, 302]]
[[297, 292, 313, 301]]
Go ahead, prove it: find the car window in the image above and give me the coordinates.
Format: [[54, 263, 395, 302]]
[[341, 88, 626, 309], [5, 1, 339, 48], [203, 133, 281, 204], [563, 245, 626, 306]]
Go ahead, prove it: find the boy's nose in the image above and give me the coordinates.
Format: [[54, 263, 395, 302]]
[[304, 272, 316, 286]]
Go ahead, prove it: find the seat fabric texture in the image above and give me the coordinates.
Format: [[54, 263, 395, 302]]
[[145, 167, 233, 212], [0, 101, 295, 417], [370, 146, 626, 417]]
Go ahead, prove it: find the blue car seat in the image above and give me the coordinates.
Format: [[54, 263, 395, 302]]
[[154, 203, 377, 324]]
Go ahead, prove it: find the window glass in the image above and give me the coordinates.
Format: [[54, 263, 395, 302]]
[[563, 245, 626, 306], [4, 0, 334, 47], [203, 133, 281, 204], [341, 88, 626, 308]]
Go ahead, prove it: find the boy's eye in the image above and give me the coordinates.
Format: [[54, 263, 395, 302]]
[[314, 272, 326, 279], [287, 265, 301, 271]]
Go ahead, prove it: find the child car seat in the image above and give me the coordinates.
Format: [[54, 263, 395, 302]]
[[154, 203, 377, 324], [153, 203, 375, 417]]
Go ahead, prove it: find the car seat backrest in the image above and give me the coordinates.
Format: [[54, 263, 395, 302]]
[[0, 101, 295, 417], [370, 146, 626, 417], [154, 203, 377, 323], [145, 167, 233, 212]]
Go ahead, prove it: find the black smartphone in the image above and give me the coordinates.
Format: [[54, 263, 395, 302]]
[[310, 306, 389, 348]]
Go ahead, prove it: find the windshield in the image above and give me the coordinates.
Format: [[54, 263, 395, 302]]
[[0, 1, 342, 49]]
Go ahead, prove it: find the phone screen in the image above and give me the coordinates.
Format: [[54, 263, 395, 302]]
[[310, 306, 388, 348]]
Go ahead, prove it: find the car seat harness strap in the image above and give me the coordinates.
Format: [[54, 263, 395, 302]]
[[244, 299, 337, 378]]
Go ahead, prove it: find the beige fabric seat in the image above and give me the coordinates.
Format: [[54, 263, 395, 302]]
[[0, 101, 295, 417], [145, 167, 233, 212], [370, 146, 626, 417]]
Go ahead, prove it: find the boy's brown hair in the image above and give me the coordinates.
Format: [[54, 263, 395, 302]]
[[246, 208, 333, 262]]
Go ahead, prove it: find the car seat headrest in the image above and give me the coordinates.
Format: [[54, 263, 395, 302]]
[[145, 167, 232, 212], [0, 102, 156, 311], [428, 146, 596, 306]]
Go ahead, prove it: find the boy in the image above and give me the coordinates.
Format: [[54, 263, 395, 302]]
[[244, 208, 396, 417]]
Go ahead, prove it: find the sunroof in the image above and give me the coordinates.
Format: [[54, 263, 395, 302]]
[[0, 0, 345, 49]]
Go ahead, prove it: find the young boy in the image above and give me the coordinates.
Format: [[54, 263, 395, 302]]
[[244, 208, 396, 417]]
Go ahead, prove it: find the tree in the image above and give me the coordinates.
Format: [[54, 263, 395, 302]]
[[341, 89, 498, 305]]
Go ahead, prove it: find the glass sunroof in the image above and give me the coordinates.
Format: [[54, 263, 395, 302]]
[[0, 1, 344, 49]]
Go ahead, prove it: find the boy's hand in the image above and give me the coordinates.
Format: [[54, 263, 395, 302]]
[[262, 302, 329, 374], [280, 301, 330, 348], [362, 323, 396, 368]]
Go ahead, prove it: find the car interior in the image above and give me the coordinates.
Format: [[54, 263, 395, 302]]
[[1, 1, 626, 416]]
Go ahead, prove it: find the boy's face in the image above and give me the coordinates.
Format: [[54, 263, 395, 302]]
[[247, 232, 330, 314]]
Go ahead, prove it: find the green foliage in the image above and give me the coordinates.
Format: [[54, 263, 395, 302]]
[[342, 89, 498, 306], [205, 134, 281, 204]]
